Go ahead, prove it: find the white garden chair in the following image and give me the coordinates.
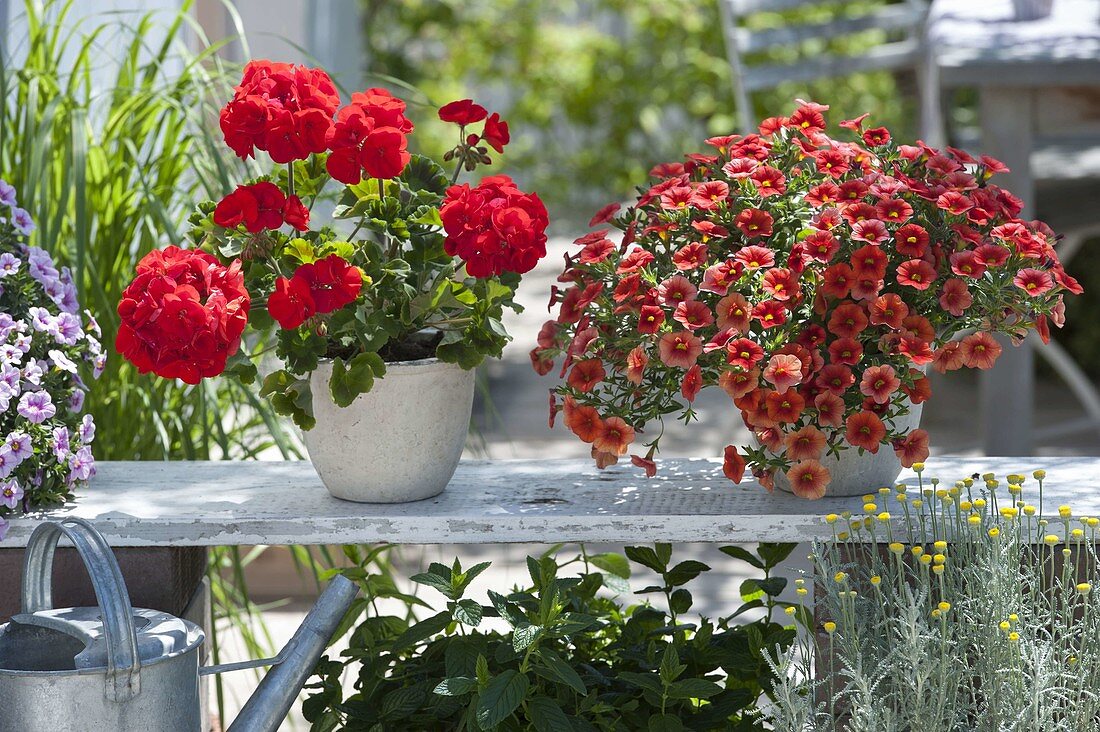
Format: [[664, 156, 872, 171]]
[[717, 0, 943, 144]]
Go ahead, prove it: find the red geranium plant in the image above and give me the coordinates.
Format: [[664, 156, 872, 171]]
[[534, 100, 1080, 498], [117, 61, 548, 428]]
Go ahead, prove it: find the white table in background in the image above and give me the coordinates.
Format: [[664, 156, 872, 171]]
[[927, 0, 1100, 455]]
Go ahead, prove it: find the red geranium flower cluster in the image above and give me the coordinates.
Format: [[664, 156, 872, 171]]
[[115, 246, 249, 384], [219, 60, 340, 163], [267, 255, 363, 329], [326, 89, 414, 184], [438, 99, 510, 154], [535, 100, 1079, 498], [120, 60, 547, 417], [213, 182, 310, 232], [441, 175, 549, 278]]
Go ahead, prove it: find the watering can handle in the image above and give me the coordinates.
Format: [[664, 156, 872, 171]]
[[22, 518, 142, 703]]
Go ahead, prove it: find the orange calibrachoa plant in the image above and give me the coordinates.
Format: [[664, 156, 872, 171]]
[[534, 101, 1081, 498]]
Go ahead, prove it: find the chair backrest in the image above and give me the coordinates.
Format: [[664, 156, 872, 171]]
[[718, 0, 929, 133]]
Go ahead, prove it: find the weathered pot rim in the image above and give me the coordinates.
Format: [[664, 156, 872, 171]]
[[314, 356, 460, 376]]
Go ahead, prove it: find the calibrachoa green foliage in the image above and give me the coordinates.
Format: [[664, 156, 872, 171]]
[[116, 62, 548, 428], [769, 469, 1100, 731], [0, 180, 102, 539], [305, 543, 796, 731], [534, 101, 1080, 498]]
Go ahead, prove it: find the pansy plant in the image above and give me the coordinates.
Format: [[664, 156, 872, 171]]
[[0, 180, 102, 539]]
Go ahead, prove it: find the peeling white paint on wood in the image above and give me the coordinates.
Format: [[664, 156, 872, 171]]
[[0, 457, 1093, 547]]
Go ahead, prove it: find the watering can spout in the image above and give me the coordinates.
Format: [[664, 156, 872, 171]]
[[218, 574, 359, 732]]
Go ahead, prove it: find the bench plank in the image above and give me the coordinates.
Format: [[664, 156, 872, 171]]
[[1, 457, 1096, 547]]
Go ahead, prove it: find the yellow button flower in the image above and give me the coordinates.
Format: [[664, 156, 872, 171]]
[[888, 542, 905, 554], [989, 527, 1000, 537], [1008, 632, 1020, 642], [824, 622, 837, 634], [1078, 583, 1092, 595], [938, 601, 951, 612], [1059, 505, 1073, 519], [1034, 470, 1047, 480], [1044, 534, 1060, 546]]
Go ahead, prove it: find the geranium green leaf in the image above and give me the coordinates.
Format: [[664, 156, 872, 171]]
[[285, 237, 316, 263], [329, 353, 380, 407], [400, 154, 450, 195]]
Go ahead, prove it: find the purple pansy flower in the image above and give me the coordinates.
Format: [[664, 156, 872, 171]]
[[5, 432, 32, 462], [17, 390, 55, 424], [0, 253, 20, 277], [10, 208, 34, 236], [52, 426, 70, 461], [79, 414, 95, 443], [54, 312, 83, 345], [21, 359, 43, 386], [0, 447, 15, 479], [0, 480, 22, 509], [48, 349, 78, 374], [68, 447, 95, 482], [0, 180, 16, 207], [0, 365, 19, 393]]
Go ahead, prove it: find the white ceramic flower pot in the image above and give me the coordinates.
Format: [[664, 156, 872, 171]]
[[304, 358, 475, 503], [772, 401, 924, 497]]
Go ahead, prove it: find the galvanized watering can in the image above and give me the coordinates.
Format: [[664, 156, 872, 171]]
[[0, 518, 359, 731]]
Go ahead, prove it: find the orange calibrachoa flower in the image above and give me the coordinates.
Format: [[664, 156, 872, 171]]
[[535, 100, 1080, 496], [786, 460, 830, 499]]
